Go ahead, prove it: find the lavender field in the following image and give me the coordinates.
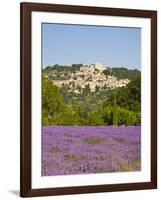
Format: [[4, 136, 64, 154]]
[[42, 126, 141, 176]]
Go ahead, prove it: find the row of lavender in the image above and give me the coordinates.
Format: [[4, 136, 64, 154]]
[[42, 126, 141, 176]]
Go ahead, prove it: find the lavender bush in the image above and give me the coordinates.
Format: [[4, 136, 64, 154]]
[[42, 126, 141, 176]]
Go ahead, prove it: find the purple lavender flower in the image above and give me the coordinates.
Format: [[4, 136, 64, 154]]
[[42, 126, 141, 176]]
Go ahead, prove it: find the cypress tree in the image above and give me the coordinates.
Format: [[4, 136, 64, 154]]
[[113, 88, 118, 126]]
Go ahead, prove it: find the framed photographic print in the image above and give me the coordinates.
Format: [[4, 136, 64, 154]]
[[20, 2, 157, 197]]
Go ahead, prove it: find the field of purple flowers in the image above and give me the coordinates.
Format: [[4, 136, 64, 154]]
[[42, 126, 141, 176]]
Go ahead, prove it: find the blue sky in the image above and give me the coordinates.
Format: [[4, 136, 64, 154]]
[[42, 23, 141, 69]]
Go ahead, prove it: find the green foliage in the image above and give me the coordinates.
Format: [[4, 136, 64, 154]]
[[103, 68, 113, 76], [101, 107, 113, 125], [103, 76, 141, 112], [42, 79, 66, 125], [42, 79, 65, 115], [95, 85, 100, 92], [101, 106, 141, 126], [111, 67, 140, 80], [42, 64, 84, 81], [83, 84, 90, 95], [103, 67, 140, 80], [113, 90, 118, 126], [86, 112, 105, 126]]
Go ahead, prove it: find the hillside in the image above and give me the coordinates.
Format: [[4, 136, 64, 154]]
[[42, 63, 141, 126], [42, 63, 140, 94]]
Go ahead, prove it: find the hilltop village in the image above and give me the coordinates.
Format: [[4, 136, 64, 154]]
[[44, 63, 130, 94]]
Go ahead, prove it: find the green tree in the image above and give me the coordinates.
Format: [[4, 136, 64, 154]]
[[95, 85, 100, 92], [111, 67, 140, 80], [101, 107, 113, 125], [103, 76, 141, 112], [87, 112, 105, 126], [113, 89, 118, 125], [42, 79, 66, 123], [83, 84, 90, 95]]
